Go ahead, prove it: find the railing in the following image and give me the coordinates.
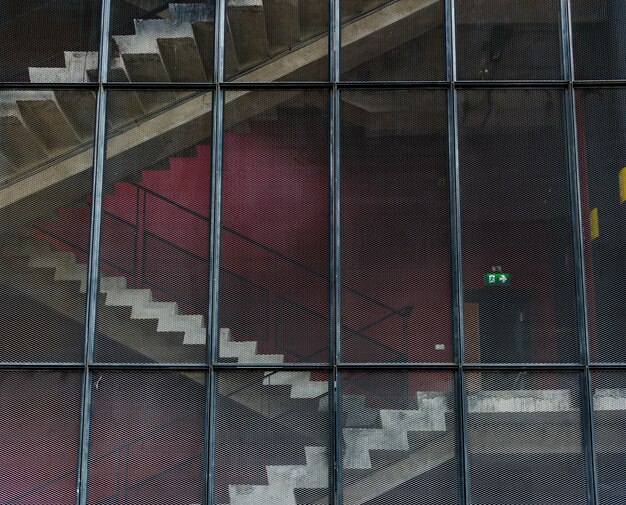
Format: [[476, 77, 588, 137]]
[[35, 180, 411, 361]]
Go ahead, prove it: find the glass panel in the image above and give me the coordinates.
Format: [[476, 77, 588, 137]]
[[341, 89, 451, 363], [455, 0, 563, 80], [219, 90, 330, 363], [459, 88, 578, 363], [592, 371, 626, 504], [224, 0, 329, 81], [571, 0, 626, 80], [466, 371, 587, 504], [215, 370, 330, 504], [0, 371, 82, 504], [575, 88, 626, 363], [109, 0, 214, 83], [0, 89, 96, 363], [95, 90, 212, 363], [0, 0, 101, 82], [88, 371, 206, 504], [340, 0, 446, 81], [340, 371, 459, 504]]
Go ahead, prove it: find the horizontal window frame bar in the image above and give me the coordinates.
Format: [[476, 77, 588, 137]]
[[3, 361, 626, 371]]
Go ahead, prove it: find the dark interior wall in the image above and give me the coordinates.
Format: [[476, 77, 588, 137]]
[[0, 0, 102, 81]]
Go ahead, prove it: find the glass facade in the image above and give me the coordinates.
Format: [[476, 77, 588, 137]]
[[0, 0, 624, 503]]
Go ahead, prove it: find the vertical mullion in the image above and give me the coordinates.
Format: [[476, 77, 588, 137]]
[[449, 84, 468, 505], [77, 0, 112, 501], [330, 0, 341, 502], [206, 1, 225, 502], [447, 0, 467, 498], [207, 88, 223, 505], [562, 0, 598, 501]]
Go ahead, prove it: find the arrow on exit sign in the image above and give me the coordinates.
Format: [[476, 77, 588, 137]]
[[484, 273, 511, 286]]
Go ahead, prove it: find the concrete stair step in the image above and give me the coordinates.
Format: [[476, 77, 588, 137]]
[[228, 446, 327, 505], [263, 0, 301, 50], [28, 51, 99, 83], [0, 111, 48, 172], [343, 394, 447, 469], [104, 287, 153, 306], [227, 0, 270, 68], [131, 300, 179, 319], [157, 37, 209, 81], [16, 99, 81, 152]]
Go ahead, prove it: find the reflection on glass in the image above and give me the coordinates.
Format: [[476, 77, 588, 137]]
[[95, 90, 212, 364], [219, 90, 330, 363], [341, 371, 459, 504], [459, 88, 578, 364], [341, 0, 446, 81], [0, 89, 96, 363], [466, 371, 587, 504], [571, 0, 626, 80], [1, 0, 101, 82], [109, 0, 214, 83], [0, 371, 82, 504], [455, 0, 562, 80], [341, 89, 451, 363], [215, 370, 330, 505], [576, 89, 626, 362], [88, 372, 206, 504]]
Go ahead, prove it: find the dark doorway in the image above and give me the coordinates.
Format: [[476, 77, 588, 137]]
[[465, 290, 533, 364]]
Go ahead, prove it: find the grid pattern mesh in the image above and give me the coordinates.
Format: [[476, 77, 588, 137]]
[[575, 88, 626, 363], [215, 370, 330, 504], [458, 88, 579, 364], [340, 89, 451, 363], [224, 0, 329, 81], [219, 90, 330, 364], [0, 88, 96, 363], [466, 371, 588, 504], [0, 0, 101, 82], [592, 371, 626, 504], [87, 371, 206, 504], [95, 90, 212, 364], [340, 0, 446, 81], [455, 0, 563, 80], [109, 1, 214, 83], [0, 371, 83, 504], [340, 371, 459, 504], [571, 0, 626, 80]]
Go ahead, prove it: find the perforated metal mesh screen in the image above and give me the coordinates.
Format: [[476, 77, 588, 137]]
[[220, 90, 330, 364], [575, 88, 626, 363], [340, 0, 446, 81], [0, 88, 96, 363], [215, 370, 330, 504], [459, 88, 579, 364], [571, 0, 626, 80], [466, 371, 588, 504], [341, 89, 451, 363], [0, 371, 83, 504], [88, 371, 206, 504], [0, 0, 101, 82], [340, 371, 459, 504], [592, 371, 626, 504], [95, 90, 212, 364], [109, 1, 214, 83], [223, 0, 329, 81], [455, 0, 563, 80]]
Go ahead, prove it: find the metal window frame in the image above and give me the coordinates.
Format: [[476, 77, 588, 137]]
[[3, 0, 626, 504]]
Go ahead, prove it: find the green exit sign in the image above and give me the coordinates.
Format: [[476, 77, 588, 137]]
[[484, 273, 511, 286]]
